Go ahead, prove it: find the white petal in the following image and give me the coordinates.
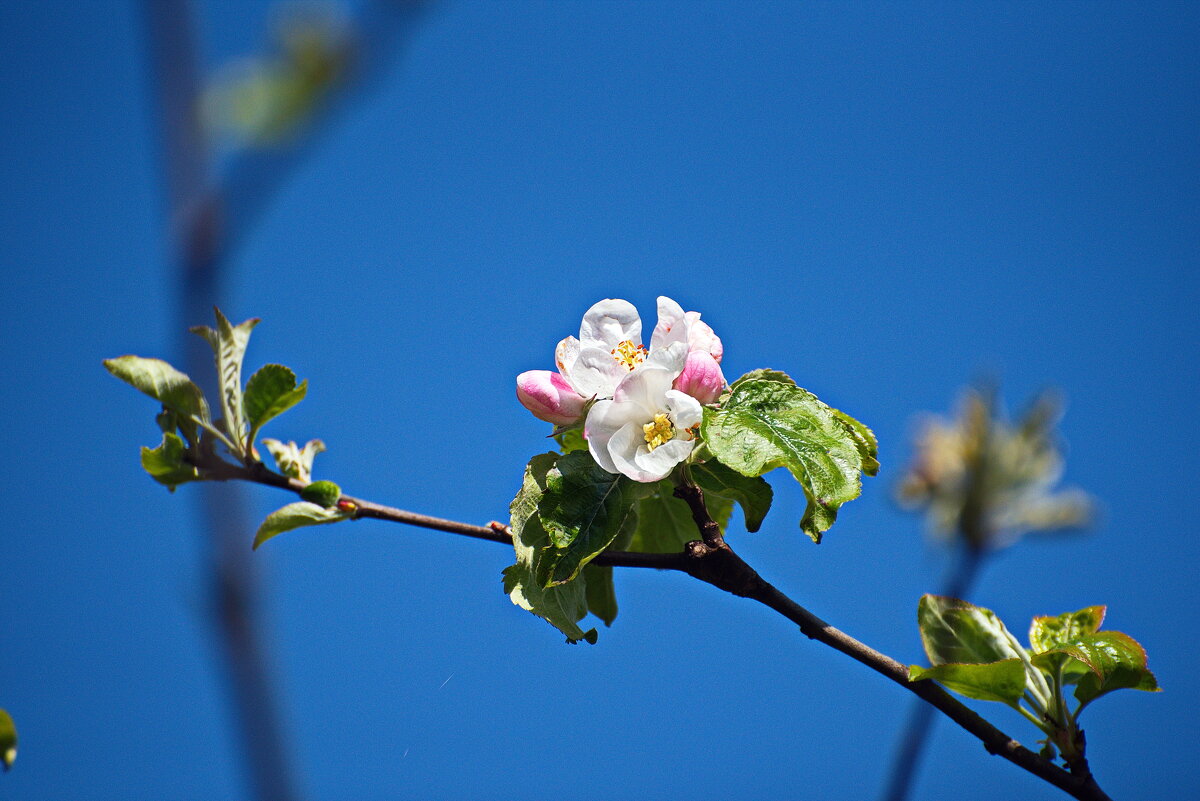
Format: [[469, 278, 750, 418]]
[[570, 347, 630, 398], [584, 400, 623, 474], [665, 389, 703, 431], [608, 422, 664, 483], [650, 296, 689, 352], [632, 437, 693, 480], [646, 340, 688, 377], [612, 366, 675, 414], [579, 299, 641, 348], [555, 336, 580, 378]]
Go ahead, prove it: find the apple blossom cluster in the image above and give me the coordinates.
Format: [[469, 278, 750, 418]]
[[516, 297, 726, 483]]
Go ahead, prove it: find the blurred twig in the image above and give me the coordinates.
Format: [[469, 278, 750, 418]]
[[141, 2, 427, 798]]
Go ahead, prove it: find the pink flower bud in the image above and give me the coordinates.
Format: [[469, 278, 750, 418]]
[[672, 351, 726, 405], [685, 311, 723, 363], [516, 370, 587, 424]]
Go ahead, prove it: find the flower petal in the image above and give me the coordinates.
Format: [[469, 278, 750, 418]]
[[665, 389, 704, 431], [650, 296, 689, 352], [672, 351, 726, 405], [585, 399, 643, 474], [516, 370, 587, 424], [570, 346, 631, 399], [579, 299, 641, 348], [613, 366, 675, 414], [608, 422, 669, 482], [555, 336, 580, 378], [684, 311, 723, 363], [632, 436, 693, 481]]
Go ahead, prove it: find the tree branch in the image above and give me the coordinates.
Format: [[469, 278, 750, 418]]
[[201, 458, 1112, 801]]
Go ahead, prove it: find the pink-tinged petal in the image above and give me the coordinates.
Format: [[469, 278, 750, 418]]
[[579, 299, 641, 348], [684, 311, 723, 363], [516, 370, 587, 424], [672, 351, 726, 405], [650, 296, 689, 352]]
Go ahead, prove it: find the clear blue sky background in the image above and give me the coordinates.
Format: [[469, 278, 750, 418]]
[[2, 1, 1197, 799]]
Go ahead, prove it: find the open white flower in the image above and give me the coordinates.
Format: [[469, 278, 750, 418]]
[[585, 366, 703, 482], [556, 297, 691, 401]]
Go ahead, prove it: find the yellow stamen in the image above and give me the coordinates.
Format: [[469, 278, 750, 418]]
[[643, 413, 675, 451], [611, 339, 647, 370]]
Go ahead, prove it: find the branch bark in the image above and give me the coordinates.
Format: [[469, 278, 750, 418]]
[[202, 459, 1113, 801]]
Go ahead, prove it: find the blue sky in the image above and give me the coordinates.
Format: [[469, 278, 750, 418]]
[[2, 1, 1197, 799]]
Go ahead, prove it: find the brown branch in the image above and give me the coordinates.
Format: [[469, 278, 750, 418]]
[[203, 458, 1112, 801]]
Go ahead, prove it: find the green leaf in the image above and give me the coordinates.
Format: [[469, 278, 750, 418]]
[[917, 595, 1028, 667], [832, 408, 880, 477], [0, 708, 16, 771], [261, 438, 325, 482], [1029, 606, 1106, 653], [253, 501, 350, 550], [504, 453, 597, 643], [140, 432, 200, 491], [299, 480, 341, 507], [701, 376, 875, 542], [537, 450, 648, 586], [583, 564, 618, 627], [630, 481, 699, 553], [909, 659, 1027, 706], [691, 461, 773, 532], [728, 368, 797, 393], [191, 308, 259, 453], [554, 427, 588, 454], [103, 356, 209, 424], [244, 363, 308, 442], [1030, 631, 1160, 710]]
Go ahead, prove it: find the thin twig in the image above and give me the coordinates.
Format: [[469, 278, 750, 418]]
[[201, 456, 1112, 799]]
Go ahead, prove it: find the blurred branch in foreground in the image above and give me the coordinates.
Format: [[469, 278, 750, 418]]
[[142, 2, 429, 799], [882, 385, 1096, 801]]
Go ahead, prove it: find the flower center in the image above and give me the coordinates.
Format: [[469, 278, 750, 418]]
[[611, 339, 647, 370], [643, 412, 675, 451]]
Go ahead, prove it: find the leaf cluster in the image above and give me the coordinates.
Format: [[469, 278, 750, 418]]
[[506, 369, 877, 641]]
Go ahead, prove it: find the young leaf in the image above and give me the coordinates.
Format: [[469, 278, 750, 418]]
[[1030, 631, 1161, 710], [1029, 606, 1106, 653], [191, 309, 259, 453], [261, 438, 325, 482], [244, 363, 308, 442], [917, 595, 1028, 667], [554, 427, 588, 454], [103, 356, 209, 423], [701, 376, 875, 542], [537, 450, 649, 586], [832, 408, 880, 476], [0, 708, 16, 771], [908, 659, 1027, 706], [504, 453, 597, 644], [691, 461, 773, 532], [140, 432, 200, 491], [253, 501, 350, 549]]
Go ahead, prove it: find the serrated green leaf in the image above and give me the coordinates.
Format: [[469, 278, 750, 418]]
[[1029, 606, 1106, 654], [917, 595, 1028, 667], [832, 408, 880, 476], [692, 461, 773, 532], [537, 451, 649, 586], [728, 368, 797, 393], [253, 501, 350, 549], [261, 438, 325, 482], [909, 659, 1027, 706], [140, 431, 200, 491], [103, 356, 209, 424], [191, 308, 259, 453], [504, 453, 597, 643], [244, 364, 308, 442], [1030, 631, 1160, 710], [0, 708, 16, 771], [701, 378, 875, 542]]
